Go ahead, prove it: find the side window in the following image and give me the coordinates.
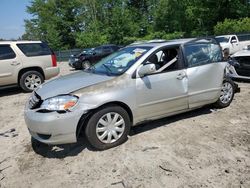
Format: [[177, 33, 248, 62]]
[[103, 46, 112, 53], [146, 47, 180, 73], [231, 36, 237, 43], [0, 45, 16, 60], [94, 47, 103, 54], [185, 43, 222, 67], [17, 43, 51, 57]]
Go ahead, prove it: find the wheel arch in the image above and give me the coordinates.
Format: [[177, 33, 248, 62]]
[[18, 67, 45, 84], [76, 101, 133, 138]]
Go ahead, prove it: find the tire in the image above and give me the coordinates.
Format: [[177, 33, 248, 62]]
[[19, 71, 44, 92], [82, 60, 91, 69], [214, 78, 235, 108], [85, 105, 131, 150]]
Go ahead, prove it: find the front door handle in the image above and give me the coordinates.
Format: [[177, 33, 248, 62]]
[[176, 72, 186, 80], [10, 61, 20, 66]]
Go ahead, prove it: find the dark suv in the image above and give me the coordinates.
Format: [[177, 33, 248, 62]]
[[68, 44, 119, 69]]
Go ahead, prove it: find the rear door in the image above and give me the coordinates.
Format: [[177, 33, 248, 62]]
[[184, 40, 226, 108], [0, 44, 21, 86]]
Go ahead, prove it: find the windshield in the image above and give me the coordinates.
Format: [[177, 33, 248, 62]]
[[87, 46, 152, 76], [215, 37, 229, 43]]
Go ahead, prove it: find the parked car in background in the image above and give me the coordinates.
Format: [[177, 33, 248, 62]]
[[227, 46, 250, 80], [68, 44, 120, 69], [0, 41, 59, 92], [215, 34, 250, 55], [25, 38, 238, 150]]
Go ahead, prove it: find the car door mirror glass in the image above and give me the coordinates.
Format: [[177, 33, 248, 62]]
[[138, 63, 156, 77]]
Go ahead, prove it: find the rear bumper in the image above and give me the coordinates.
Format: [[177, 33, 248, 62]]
[[44, 67, 60, 80]]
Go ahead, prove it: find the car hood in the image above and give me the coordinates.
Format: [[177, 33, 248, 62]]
[[232, 50, 250, 57], [219, 43, 229, 47], [36, 71, 114, 99]]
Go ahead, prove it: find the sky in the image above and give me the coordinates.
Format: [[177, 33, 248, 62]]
[[0, 0, 32, 39]]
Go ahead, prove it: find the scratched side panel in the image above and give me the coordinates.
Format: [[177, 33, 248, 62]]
[[187, 62, 227, 108]]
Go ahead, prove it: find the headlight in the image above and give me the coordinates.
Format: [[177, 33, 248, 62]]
[[40, 95, 78, 112]]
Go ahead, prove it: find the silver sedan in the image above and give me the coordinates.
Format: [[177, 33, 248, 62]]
[[25, 38, 236, 150]]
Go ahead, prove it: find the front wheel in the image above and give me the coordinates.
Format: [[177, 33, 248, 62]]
[[85, 105, 131, 150], [82, 60, 91, 69], [214, 79, 235, 108]]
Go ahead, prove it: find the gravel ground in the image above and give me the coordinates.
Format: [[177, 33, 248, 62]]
[[0, 62, 249, 188]]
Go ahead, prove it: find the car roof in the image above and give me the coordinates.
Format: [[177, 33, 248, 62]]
[[129, 38, 195, 48], [215, 35, 232, 38], [0, 40, 42, 45], [101, 44, 117, 47]]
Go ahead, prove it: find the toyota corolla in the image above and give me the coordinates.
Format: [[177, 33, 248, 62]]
[[25, 38, 237, 150]]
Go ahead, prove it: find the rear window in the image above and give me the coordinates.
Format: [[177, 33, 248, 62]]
[[17, 43, 52, 57], [0, 45, 16, 60]]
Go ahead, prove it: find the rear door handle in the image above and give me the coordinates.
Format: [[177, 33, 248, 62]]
[[176, 72, 186, 80], [10, 61, 20, 66]]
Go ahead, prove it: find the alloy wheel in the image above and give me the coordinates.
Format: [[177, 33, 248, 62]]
[[24, 74, 42, 90], [220, 82, 233, 104]]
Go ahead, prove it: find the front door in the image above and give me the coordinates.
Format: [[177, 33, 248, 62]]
[[230, 36, 240, 54], [135, 47, 188, 122], [0, 44, 21, 86]]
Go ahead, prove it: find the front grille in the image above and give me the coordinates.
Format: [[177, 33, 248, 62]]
[[29, 92, 42, 109]]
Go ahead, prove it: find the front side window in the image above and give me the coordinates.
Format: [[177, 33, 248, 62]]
[[88, 46, 152, 76], [0, 45, 16, 60], [94, 47, 103, 54], [185, 43, 223, 67], [231, 36, 237, 43], [17, 43, 51, 57], [145, 47, 181, 73]]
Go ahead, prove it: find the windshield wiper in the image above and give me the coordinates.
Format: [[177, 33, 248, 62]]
[[102, 64, 112, 76]]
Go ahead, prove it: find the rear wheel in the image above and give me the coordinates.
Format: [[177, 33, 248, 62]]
[[19, 71, 44, 92], [85, 105, 131, 150], [214, 79, 235, 108]]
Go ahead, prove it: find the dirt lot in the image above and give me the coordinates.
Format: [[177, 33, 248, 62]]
[[0, 62, 249, 188]]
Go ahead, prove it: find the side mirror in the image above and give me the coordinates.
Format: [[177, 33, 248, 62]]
[[231, 39, 237, 43], [138, 63, 156, 77]]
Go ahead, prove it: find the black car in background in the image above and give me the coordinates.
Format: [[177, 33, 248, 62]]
[[69, 44, 120, 69]]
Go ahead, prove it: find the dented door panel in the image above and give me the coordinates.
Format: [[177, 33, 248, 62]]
[[187, 62, 227, 108]]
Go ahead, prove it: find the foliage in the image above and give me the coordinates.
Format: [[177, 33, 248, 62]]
[[214, 18, 250, 35], [22, 0, 250, 50]]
